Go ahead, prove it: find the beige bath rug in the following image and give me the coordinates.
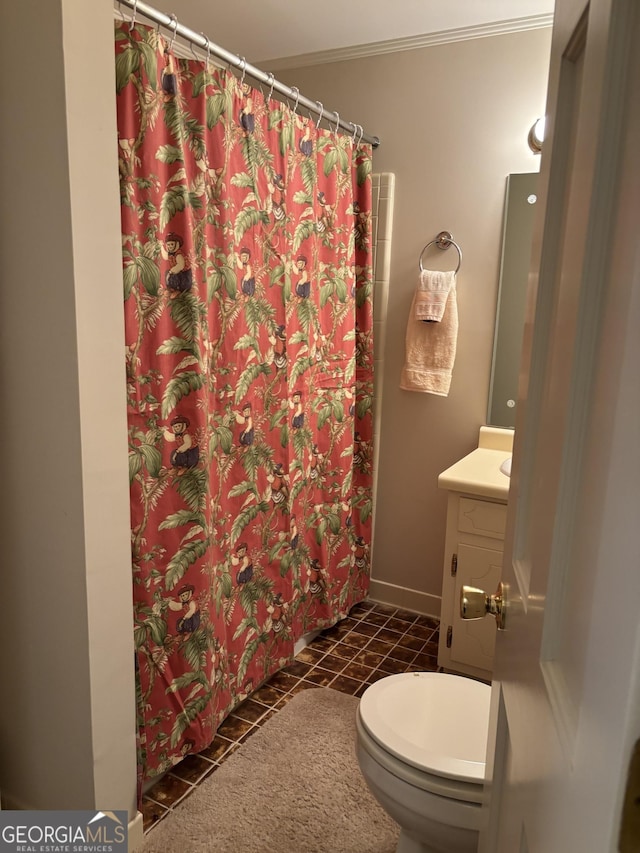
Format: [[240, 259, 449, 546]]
[[141, 687, 399, 853]]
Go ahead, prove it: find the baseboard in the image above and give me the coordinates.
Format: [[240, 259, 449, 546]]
[[128, 810, 144, 851], [367, 578, 441, 619], [293, 629, 321, 656]]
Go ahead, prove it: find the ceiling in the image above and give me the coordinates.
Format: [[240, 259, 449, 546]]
[[135, 0, 555, 67]]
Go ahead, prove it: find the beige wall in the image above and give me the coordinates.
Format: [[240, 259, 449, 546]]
[[279, 28, 552, 614], [0, 0, 137, 820]]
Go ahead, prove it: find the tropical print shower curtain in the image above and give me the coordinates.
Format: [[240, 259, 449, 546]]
[[115, 22, 374, 782]]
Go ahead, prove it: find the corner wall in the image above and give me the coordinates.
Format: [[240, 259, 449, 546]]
[[0, 0, 137, 818], [279, 28, 552, 614]]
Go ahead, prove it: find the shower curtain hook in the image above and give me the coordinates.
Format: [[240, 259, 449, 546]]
[[357, 125, 364, 146], [333, 111, 341, 137], [116, 1, 125, 22], [238, 57, 246, 86], [200, 34, 211, 71], [129, 0, 138, 31], [290, 86, 300, 114], [315, 101, 324, 129], [266, 72, 276, 103], [351, 122, 359, 142], [168, 13, 179, 50]]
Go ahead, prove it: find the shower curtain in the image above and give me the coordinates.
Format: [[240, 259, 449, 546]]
[[115, 22, 374, 782]]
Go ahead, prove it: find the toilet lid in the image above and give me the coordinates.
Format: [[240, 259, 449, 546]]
[[358, 672, 491, 782]]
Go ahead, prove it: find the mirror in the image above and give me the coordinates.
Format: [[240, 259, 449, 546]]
[[487, 172, 538, 428]]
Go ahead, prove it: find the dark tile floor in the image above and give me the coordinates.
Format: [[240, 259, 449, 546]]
[[142, 599, 440, 833]]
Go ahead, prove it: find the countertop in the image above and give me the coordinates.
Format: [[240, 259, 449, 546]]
[[437, 426, 513, 501]]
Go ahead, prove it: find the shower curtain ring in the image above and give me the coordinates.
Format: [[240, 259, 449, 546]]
[[358, 125, 365, 145], [266, 72, 276, 102], [351, 122, 359, 142], [129, 0, 138, 30], [168, 13, 178, 50], [200, 34, 211, 70], [238, 57, 246, 86], [315, 101, 324, 128], [333, 111, 341, 136], [290, 86, 300, 113]]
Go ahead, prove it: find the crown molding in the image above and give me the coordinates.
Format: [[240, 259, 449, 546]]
[[259, 14, 554, 72]]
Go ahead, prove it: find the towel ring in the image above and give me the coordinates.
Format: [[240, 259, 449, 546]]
[[418, 230, 462, 274]]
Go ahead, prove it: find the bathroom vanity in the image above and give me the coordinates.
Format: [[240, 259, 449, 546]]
[[437, 427, 513, 681]]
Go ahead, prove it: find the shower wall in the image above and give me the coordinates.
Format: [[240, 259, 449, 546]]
[[370, 172, 395, 559]]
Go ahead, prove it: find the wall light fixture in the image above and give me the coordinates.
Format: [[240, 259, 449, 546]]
[[528, 117, 546, 153]]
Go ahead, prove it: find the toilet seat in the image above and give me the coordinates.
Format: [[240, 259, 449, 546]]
[[358, 672, 491, 785], [356, 712, 485, 806]]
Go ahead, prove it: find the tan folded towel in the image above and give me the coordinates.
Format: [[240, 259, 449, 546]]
[[414, 269, 455, 322], [400, 275, 458, 396]]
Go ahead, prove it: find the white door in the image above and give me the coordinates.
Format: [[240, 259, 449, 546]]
[[479, 0, 640, 850]]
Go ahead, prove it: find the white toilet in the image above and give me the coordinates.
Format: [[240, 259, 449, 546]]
[[356, 671, 491, 853]]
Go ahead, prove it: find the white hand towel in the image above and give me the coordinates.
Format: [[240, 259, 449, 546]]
[[413, 269, 455, 322], [400, 273, 458, 396]]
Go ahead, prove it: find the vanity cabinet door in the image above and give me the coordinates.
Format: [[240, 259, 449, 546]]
[[438, 493, 507, 680], [450, 543, 503, 675]]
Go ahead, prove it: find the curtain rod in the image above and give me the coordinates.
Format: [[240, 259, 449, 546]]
[[116, 0, 380, 148]]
